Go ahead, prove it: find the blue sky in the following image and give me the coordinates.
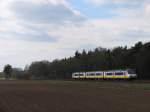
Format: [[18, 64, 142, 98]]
[[0, 0, 150, 71], [69, 0, 133, 19]]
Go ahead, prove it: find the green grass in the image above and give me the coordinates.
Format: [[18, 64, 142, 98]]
[[0, 75, 4, 78], [14, 80, 150, 91]]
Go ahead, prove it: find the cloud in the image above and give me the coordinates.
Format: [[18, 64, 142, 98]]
[[10, 0, 85, 24], [144, 4, 150, 19], [46, 18, 150, 50], [0, 0, 85, 43], [84, 0, 109, 5]]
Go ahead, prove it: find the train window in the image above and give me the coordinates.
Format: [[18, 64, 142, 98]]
[[74, 74, 78, 76], [115, 72, 124, 75], [96, 73, 102, 75], [106, 72, 113, 75], [86, 73, 95, 76], [79, 73, 84, 76], [90, 73, 95, 76], [86, 73, 90, 76]]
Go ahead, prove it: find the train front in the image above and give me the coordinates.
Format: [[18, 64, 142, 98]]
[[127, 69, 137, 79]]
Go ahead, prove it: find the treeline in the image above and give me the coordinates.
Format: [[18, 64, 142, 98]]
[[4, 41, 150, 80]]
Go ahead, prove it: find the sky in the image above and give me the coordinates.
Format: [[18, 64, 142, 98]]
[[0, 0, 150, 71]]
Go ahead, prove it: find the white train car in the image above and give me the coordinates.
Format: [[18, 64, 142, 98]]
[[72, 69, 137, 80]]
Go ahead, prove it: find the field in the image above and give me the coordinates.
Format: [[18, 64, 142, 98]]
[[0, 80, 150, 112]]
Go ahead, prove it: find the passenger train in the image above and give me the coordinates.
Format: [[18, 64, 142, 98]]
[[72, 69, 137, 80]]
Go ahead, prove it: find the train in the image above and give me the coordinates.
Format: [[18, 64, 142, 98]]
[[72, 69, 137, 80]]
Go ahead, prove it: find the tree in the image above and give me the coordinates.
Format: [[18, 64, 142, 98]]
[[29, 61, 50, 79], [3, 64, 12, 80], [136, 42, 150, 79], [75, 50, 81, 58]]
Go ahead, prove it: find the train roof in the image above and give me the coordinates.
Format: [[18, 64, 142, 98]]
[[73, 69, 136, 73]]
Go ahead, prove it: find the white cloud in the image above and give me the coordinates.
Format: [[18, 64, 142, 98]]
[[85, 0, 109, 5], [10, 0, 85, 24], [144, 4, 150, 18]]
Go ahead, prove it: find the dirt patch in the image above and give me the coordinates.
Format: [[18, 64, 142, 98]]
[[0, 80, 149, 112]]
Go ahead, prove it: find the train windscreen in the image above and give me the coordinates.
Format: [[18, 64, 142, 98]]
[[127, 69, 136, 74]]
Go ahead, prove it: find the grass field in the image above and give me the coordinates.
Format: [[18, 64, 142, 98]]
[[0, 80, 150, 112], [9, 80, 150, 91]]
